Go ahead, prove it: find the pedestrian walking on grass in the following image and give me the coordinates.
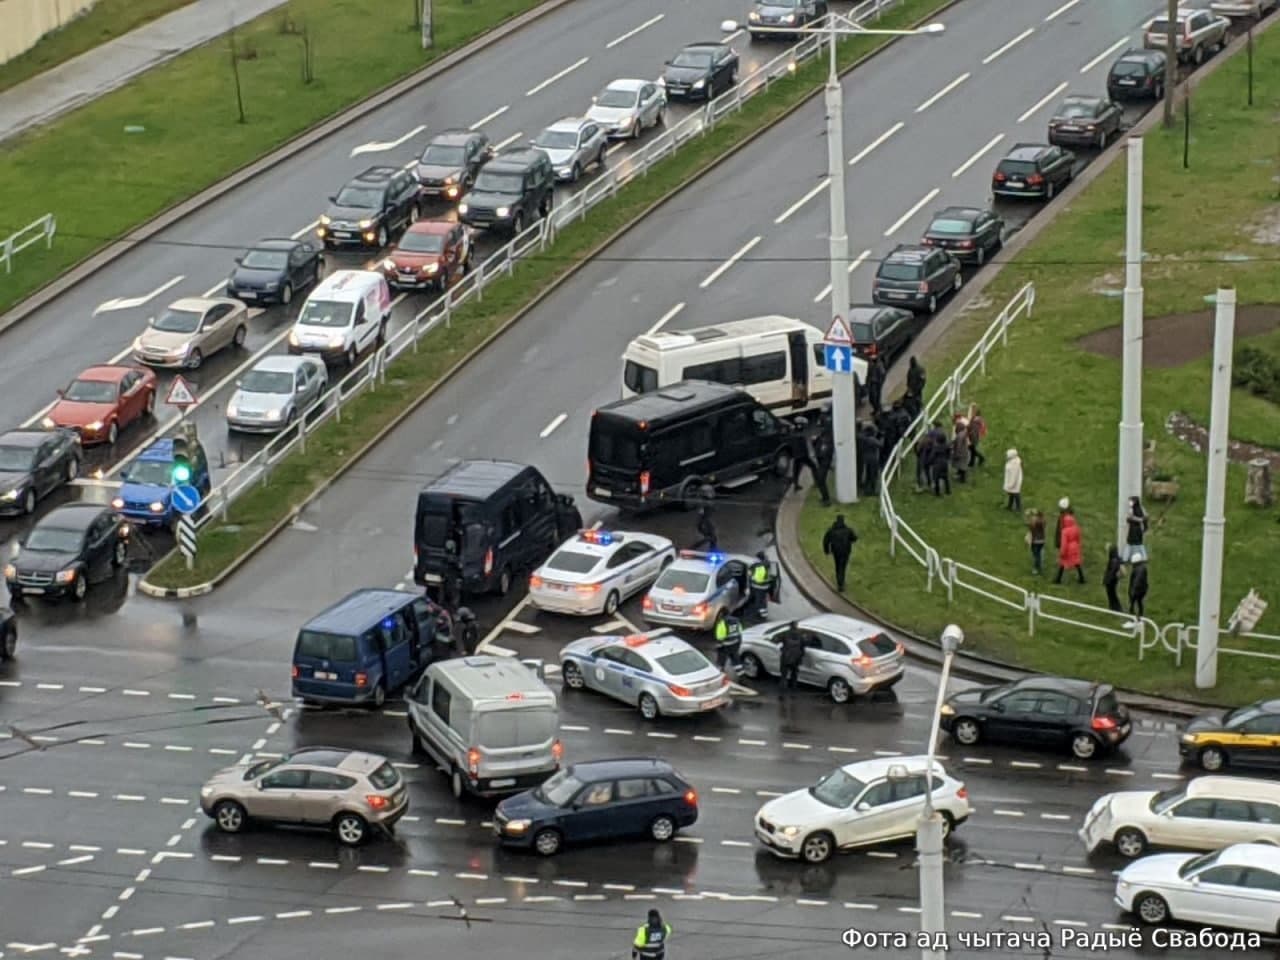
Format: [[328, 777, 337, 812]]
[[822, 514, 857, 592], [1123, 496, 1148, 561], [950, 421, 969, 484], [1103, 544, 1123, 612], [1054, 497, 1070, 549], [859, 424, 883, 496], [929, 432, 951, 496], [1128, 550, 1149, 618], [966, 405, 987, 467], [906, 356, 926, 404], [1026, 508, 1046, 575], [1054, 508, 1085, 584], [1003, 448, 1023, 512]]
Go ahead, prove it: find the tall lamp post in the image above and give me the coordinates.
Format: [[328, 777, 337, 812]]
[[922, 624, 964, 960], [720, 14, 944, 504]]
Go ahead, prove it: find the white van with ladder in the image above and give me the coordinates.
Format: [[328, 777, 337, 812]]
[[620, 316, 866, 418]]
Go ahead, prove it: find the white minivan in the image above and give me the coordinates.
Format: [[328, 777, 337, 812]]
[[287, 269, 391, 367], [620, 315, 866, 418]]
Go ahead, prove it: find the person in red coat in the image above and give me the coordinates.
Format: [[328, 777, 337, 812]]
[[1054, 510, 1085, 584]]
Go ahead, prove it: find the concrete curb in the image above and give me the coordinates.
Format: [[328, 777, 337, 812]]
[[775, 24, 1279, 715], [0, 0, 578, 338], [137, 0, 960, 600]]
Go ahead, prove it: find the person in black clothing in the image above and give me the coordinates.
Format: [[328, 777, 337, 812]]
[[929, 432, 951, 496], [865, 356, 887, 415], [692, 505, 718, 551], [906, 356, 926, 403], [1102, 545, 1123, 612], [1128, 552, 1149, 617], [1123, 496, 1148, 561], [439, 540, 463, 610], [859, 425, 884, 496], [902, 390, 922, 421], [791, 418, 829, 505], [822, 514, 858, 592], [779, 620, 809, 692], [812, 433, 833, 507], [455, 607, 480, 655]]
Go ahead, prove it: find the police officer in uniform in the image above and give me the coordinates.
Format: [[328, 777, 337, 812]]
[[713, 615, 743, 675], [633, 909, 673, 960], [748, 551, 772, 619], [455, 607, 479, 655]]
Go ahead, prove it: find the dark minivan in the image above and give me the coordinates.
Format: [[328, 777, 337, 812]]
[[291, 588, 447, 708], [587, 380, 801, 510], [414, 460, 581, 597]]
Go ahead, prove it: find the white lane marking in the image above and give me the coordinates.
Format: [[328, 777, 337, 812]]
[[540, 413, 568, 438], [1151, 772, 1184, 781], [983, 28, 1033, 64], [93, 275, 185, 315], [915, 73, 969, 113], [350, 124, 426, 157], [1045, 0, 1080, 20], [693, 735, 721, 743], [607, 13, 664, 48], [179, 921, 213, 929], [1056, 920, 1088, 928], [1063, 866, 1096, 875], [277, 910, 312, 919], [1009, 760, 1040, 769], [953, 910, 983, 918], [1002, 914, 1035, 923], [1058, 763, 1087, 772], [526, 57, 589, 97], [846, 902, 879, 910], [12, 865, 46, 875], [723, 29, 743, 43], [1040, 813, 1071, 821], [470, 105, 509, 130], [1014, 862, 1046, 871], [604, 728, 633, 736], [699, 235, 762, 288], [883, 188, 940, 237], [1106, 769, 1135, 776], [1081, 37, 1130, 74], [1018, 81, 1068, 123], [647, 301, 685, 335], [493, 131, 523, 151], [290, 220, 320, 240], [848, 121, 904, 166], [774, 179, 829, 224], [952, 133, 1004, 179]]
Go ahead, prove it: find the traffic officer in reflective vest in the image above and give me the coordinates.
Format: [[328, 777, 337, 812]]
[[749, 551, 772, 619], [713, 615, 743, 675], [633, 909, 673, 960]]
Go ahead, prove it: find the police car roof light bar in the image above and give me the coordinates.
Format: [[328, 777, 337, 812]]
[[579, 529, 616, 545]]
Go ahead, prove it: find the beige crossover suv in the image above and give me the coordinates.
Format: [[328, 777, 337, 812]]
[[200, 747, 407, 846]]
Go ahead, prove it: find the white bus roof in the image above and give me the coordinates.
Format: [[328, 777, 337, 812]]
[[629, 316, 817, 354]]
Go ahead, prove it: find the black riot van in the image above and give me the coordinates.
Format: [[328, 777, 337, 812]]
[[586, 380, 801, 510], [414, 460, 581, 597]]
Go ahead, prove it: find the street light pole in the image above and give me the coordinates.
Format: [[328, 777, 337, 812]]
[[919, 624, 963, 960], [1117, 138, 1144, 550]]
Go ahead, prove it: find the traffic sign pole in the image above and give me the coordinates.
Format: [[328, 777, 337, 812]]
[[176, 515, 198, 571], [824, 314, 857, 504]]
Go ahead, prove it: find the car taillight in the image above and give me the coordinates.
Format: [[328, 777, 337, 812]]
[[956, 786, 968, 800], [366, 794, 389, 810], [720, 674, 731, 687], [1092, 716, 1118, 731], [865, 343, 878, 358], [642, 596, 654, 610], [851, 655, 873, 670], [483, 548, 494, 575], [354, 672, 368, 688], [668, 683, 693, 697], [576, 583, 600, 595], [529, 574, 544, 589], [1084, 123, 1096, 131], [468, 748, 481, 774], [895, 642, 905, 656], [693, 602, 709, 616], [639, 471, 651, 495], [959, 239, 973, 249], [552, 740, 564, 762], [994, 171, 1006, 182], [291, 665, 299, 678], [921, 237, 934, 245], [684, 789, 698, 806], [1027, 173, 1044, 185], [918, 281, 929, 293]]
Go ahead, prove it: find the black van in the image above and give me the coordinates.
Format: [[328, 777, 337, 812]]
[[414, 460, 581, 597], [586, 380, 801, 510]]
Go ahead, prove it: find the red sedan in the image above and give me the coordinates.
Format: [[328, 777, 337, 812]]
[[43, 365, 157, 446]]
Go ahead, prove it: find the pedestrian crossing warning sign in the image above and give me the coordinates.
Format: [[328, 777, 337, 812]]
[[824, 315, 852, 345]]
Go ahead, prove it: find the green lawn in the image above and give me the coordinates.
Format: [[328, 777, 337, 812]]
[[799, 27, 1280, 706], [0, 0, 547, 313], [143, 0, 952, 590], [0, 0, 197, 95]]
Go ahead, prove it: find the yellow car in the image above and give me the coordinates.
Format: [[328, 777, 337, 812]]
[[1180, 699, 1280, 772]]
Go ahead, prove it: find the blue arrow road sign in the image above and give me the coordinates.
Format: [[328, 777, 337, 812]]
[[824, 344, 854, 375], [172, 484, 203, 515]]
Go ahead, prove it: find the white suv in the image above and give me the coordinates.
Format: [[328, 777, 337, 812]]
[[755, 757, 970, 864]]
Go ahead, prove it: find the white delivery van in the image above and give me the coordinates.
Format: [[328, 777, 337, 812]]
[[620, 316, 866, 418], [287, 269, 391, 367]]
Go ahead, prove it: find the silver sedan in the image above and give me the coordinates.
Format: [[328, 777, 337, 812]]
[[587, 79, 667, 139], [226, 355, 327, 433]]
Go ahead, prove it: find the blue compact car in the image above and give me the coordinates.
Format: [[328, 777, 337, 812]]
[[111, 438, 210, 528]]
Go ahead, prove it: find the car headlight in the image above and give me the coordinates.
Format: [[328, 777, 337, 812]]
[[41, 417, 55, 429], [288, 330, 301, 346], [111, 496, 125, 509], [1116, 880, 1130, 890], [0, 489, 18, 502], [781, 13, 796, 22], [85, 420, 103, 432], [174, 343, 190, 355], [225, 404, 239, 418], [503, 819, 531, 833], [320, 215, 331, 225], [265, 409, 283, 421], [328, 334, 345, 348], [779, 825, 800, 838], [748, 10, 760, 20], [496, 206, 511, 218], [425, 263, 439, 274], [693, 79, 705, 90], [358, 219, 374, 230], [382, 258, 396, 271], [55, 567, 78, 584], [149, 502, 165, 513], [3, 563, 15, 580], [1180, 733, 1195, 743], [264, 282, 278, 291], [458, 202, 469, 214], [444, 175, 456, 185], [200, 786, 213, 798], [939, 704, 956, 716], [132, 337, 143, 351], [657, 76, 666, 86]]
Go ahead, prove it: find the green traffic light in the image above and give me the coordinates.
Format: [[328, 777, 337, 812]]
[[172, 463, 191, 484]]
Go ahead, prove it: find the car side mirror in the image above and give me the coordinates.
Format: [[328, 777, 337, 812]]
[[855, 802, 870, 812], [235, 379, 242, 388], [528, 138, 537, 146], [664, 60, 672, 66], [296, 384, 306, 393], [328, 195, 336, 202], [55, 388, 64, 397], [591, 95, 598, 103], [1189, 875, 1199, 884], [992, 702, 1005, 713], [234, 256, 243, 264], [257, 782, 267, 791]]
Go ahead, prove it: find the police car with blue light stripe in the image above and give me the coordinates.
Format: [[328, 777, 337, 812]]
[[559, 632, 732, 720], [528, 529, 676, 617], [641, 550, 754, 632]]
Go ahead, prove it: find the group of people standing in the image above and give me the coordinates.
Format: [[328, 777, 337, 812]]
[[912, 404, 988, 496]]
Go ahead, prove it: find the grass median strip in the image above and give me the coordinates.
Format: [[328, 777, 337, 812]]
[[800, 26, 1280, 705], [142, 0, 952, 590], [0, 0, 547, 313]]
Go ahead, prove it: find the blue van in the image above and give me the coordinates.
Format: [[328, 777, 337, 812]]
[[111, 438, 211, 528], [291, 589, 449, 707]]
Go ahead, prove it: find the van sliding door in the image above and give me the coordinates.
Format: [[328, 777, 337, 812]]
[[788, 332, 809, 409]]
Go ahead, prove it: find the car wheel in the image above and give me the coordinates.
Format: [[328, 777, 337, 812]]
[[800, 831, 834, 864], [939, 811, 956, 839], [284, 409, 296, 429], [1198, 744, 1227, 772], [638, 693, 660, 721], [976, 246, 985, 266], [1046, 181, 1056, 200], [410, 204, 420, 224], [71, 573, 87, 601], [1153, 81, 1164, 100], [450, 767, 465, 799], [280, 284, 293, 306], [213, 800, 246, 834], [741, 652, 764, 680], [409, 722, 426, 756], [773, 447, 792, 478], [1134, 892, 1169, 926], [376, 226, 388, 248], [371, 683, 386, 709], [314, 259, 325, 283], [346, 345, 358, 367], [952, 718, 981, 745], [952, 273, 962, 293], [1192, 44, 1204, 65], [21, 489, 36, 516], [828, 677, 852, 704], [562, 660, 586, 690], [604, 590, 621, 616], [512, 211, 525, 234], [927, 294, 938, 314], [334, 812, 367, 846], [597, 147, 607, 170], [1115, 827, 1148, 858], [112, 540, 127, 569], [186, 348, 204, 370], [1, 626, 15, 662], [534, 828, 562, 856], [656, 107, 667, 127], [145, 390, 156, 415], [107, 421, 119, 445], [233, 324, 247, 348], [1097, 129, 1108, 150], [65, 457, 79, 482], [539, 194, 553, 218], [650, 815, 677, 843], [570, 162, 582, 183], [1071, 733, 1100, 760], [496, 567, 512, 597]]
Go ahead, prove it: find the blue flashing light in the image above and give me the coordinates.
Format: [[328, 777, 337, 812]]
[[707, 552, 725, 565], [580, 529, 614, 546], [381, 616, 397, 630]]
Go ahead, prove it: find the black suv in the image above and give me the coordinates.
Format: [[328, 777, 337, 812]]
[[992, 143, 1075, 201], [457, 148, 554, 235], [415, 129, 494, 201], [661, 42, 739, 100], [848, 305, 918, 365], [871, 245, 961, 314], [1106, 48, 1167, 101], [319, 166, 420, 250], [921, 206, 1003, 266], [748, 0, 828, 39]]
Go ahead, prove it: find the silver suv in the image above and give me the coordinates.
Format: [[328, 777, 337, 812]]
[[199, 747, 407, 846], [738, 614, 905, 702], [530, 117, 608, 183]]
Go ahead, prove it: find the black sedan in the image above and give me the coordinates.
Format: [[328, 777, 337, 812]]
[[661, 42, 738, 100], [848, 305, 917, 365], [0, 429, 82, 517], [227, 238, 324, 307], [939, 676, 1131, 761], [3, 504, 129, 602], [0, 607, 14, 661], [415, 129, 494, 201], [1047, 94, 1123, 149], [921, 206, 1004, 266]]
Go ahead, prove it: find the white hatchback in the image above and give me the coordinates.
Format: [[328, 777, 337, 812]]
[[755, 757, 970, 864], [1116, 844, 1280, 934]]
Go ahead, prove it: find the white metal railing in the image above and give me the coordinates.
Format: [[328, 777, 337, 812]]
[[877, 282, 1280, 667], [184, 0, 902, 539], [1, 213, 55, 274]]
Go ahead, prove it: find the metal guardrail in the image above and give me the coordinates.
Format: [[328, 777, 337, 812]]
[[877, 283, 1280, 667], [1, 213, 55, 274], [187, 0, 901, 534]]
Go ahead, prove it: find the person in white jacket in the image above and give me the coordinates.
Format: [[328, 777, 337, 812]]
[[1003, 448, 1023, 512]]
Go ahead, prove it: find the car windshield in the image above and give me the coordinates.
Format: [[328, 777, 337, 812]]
[[657, 649, 712, 676], [242, 249, 289, 270], [929, 218, 973, 234], [421, 145, 466, 165], [334, 185, 382, 208], [62, 379, 117, 403], [123, 460, 173, 485], [545, 549, 600, 574], [672, 51, 713, 68], [534, 769, 584, 807], [879, 263, 921, 281], [243, 758, 284, 780], [241, 370, 294, 395], [1149, 19, 1178, 34], [1112, 61, 1147, 77], [296, 300, 353, 328], [398, 232, 446, 254], [810, 769, 867, 808], [473, 171, 523, 194], [1179, 850, 1221, 878], [1150, 788, 1185, 814], [1058, 102, 1096, 118], [535, 130, 579, 150], [151, 308, 202, 334], [295, 629, 357, 662], [654, 568, 709, 593], [24, 526, 84, 553], [369, 762, 400, 790], [0, 445, 37, 471], [597, 89, 639, 108]]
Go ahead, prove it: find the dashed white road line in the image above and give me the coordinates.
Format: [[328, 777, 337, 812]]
[[540, 413, 568, 438], [983, 28, 1033, 64], [646, 301, 685, 335], [607, 14, 664, 49], [952, 133, 1004, 179], [848, 121, 904, 166], [915, 73, 969, 113], [1045, 0, 1080, 20], [526, 57, 589, 97], [774, 178, 829, 224], [699, 235, 761, 289], [1017, 81, 1068, 123], [812, 247, 871, 303], [1080, 37, 1130, 74], [493, 131, 524, 151], [290, 219, 320, 240], [883, 188, 940, 237], [470, 105, 509, 130]]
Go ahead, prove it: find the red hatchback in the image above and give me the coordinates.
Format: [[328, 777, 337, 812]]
[[44, 365, 157, 446], [379, 220, 472, 293]]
